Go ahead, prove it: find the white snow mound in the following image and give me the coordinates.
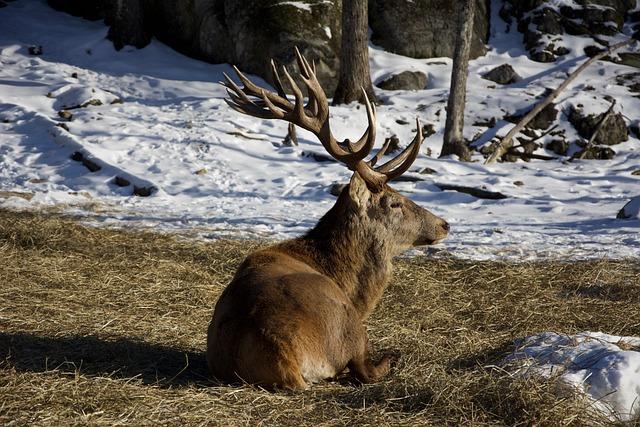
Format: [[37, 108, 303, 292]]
[[618, 196, 640, 220], [504, 331, 640, 422], [49, 84, 119, 110]]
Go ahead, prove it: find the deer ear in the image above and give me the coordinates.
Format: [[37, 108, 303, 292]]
[[348, 172, 370, 208]]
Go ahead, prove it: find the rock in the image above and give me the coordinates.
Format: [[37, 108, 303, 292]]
[[71, 72, 78, 78], [384, 135, 401, 153], [376, 71, 428, 91], [513, 180, 524, 186], [473, 117, 497, 127], [546, 139, 569, 155], [56, 123, 70, 132], [631, 123, 640, 139], [568, 105, 629, 146], [419, 167, 437, 175], [58, 110, 73, 121], [530, 50, 557, 63], [482, 64, 521, 85], [194, 168, 207, 176], [82, 157, 101, 172], [506, 103, 558, 131], [632, 170, 640, 176], [616, 196, 640, 219], [422, 123, 436, 138], [114, 176, 130, 187], [616, 72, 640, 94], [369, 0, 490, 59], [133, 185, 156, 197], [329, 183, 346, 197], [618, 52, 640, 69], [28, 45, 43, 55], [70, 151, 83, 161], [302, 150, 336, 163], [575, 145, 616, 160]]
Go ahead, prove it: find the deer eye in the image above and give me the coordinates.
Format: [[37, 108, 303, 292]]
[[390, 202, 403, 209]]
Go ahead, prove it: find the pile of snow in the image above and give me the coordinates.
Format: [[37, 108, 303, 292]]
[[504, 332, 640, 422], [618, 196, 640, 220], [0, 0, 638, 259], [49, 84, 120, 110]]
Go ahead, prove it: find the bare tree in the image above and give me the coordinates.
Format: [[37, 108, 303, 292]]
[[332, 0, 378, 105], [440, 0, 475, 161]]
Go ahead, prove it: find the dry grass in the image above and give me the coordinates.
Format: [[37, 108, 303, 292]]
[[0, 209, 638, 426]]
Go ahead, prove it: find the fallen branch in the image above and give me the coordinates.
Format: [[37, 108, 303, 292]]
[[485, 38, 635, 164], [435, 183, 507, 199], [574, 100, 616, 160]]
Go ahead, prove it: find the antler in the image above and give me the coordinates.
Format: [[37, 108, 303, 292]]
[[222, 47, 425, 190]]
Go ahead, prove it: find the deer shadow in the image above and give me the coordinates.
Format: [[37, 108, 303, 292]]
[[0, 331, 213, 388]]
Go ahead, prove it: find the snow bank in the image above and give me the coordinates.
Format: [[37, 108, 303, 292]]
[[504, 332, 640, 422]]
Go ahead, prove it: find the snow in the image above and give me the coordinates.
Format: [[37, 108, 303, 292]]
[[504, 332, 640, 422], [620, 196, 640, 219], [0, 0, 638, 260]]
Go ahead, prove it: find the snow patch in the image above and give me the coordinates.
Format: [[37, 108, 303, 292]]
[[504, 332, 640, 422]]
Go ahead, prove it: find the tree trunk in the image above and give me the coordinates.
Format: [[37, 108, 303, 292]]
[[107, 0, 150, 51], [332, 0, 378, 105], [440, 0, 475, 161]]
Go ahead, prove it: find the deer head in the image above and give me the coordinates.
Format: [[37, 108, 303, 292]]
[[222, 48, 449, 253]]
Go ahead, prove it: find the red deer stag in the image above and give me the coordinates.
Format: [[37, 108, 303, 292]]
[[207, 49, 450, 390]]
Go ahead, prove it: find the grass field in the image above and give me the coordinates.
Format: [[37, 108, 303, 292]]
[[1, 209, 638, 426]]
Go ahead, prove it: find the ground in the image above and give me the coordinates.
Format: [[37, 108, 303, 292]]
[[1, 210, 638, 425]]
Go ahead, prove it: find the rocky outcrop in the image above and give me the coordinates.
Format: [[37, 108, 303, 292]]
[[48, 0, 492, 94], [369, 0, 490, 60], [49, 0, 342, 94], [502, 0, 638, 63]]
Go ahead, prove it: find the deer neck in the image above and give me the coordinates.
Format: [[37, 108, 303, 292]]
[[291, 209, 394, 319]]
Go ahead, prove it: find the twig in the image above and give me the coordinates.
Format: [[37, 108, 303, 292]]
[[485, 38, 636, 164]]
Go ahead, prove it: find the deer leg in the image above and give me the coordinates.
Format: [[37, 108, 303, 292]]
[[347, 331, 397, 384]]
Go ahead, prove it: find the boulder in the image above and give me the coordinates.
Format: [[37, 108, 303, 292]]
[[369, 0, 490, 60], [376, 71, 428, 91], [568, 105, 629, 146], [506, 103, 558, 130], [482, 64, 521, 85]]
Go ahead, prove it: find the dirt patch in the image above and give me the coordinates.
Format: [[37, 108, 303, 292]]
[[0, 209, 638, 425]]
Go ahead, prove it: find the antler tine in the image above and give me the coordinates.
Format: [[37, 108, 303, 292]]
[[345, 88, 377, 160], [224, 98, 274, 119], [368, 136, 392, 167], [223, 73, 260, 108], [232, 65, 292, 112], [270, 59, 288, 98], [280, 65, 311, 127], [376, 119, 424, 179]]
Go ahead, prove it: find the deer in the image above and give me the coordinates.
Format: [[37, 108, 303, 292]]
[[207, 48, 450, 390]]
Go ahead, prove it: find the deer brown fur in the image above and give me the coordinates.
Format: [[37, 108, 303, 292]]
[[206, 49, 449, 389]]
